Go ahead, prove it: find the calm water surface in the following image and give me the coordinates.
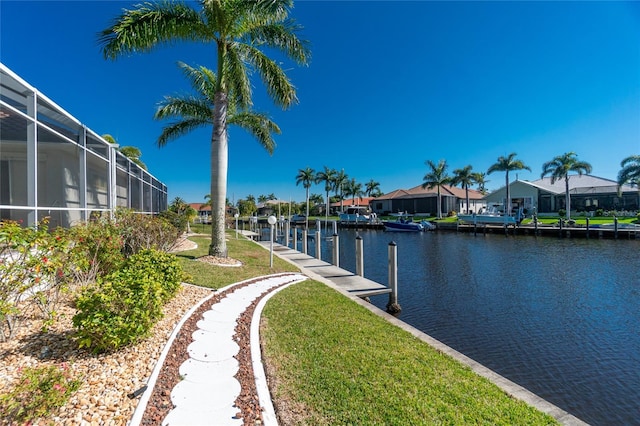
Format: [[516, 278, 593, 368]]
[[309, 229, 640, 425]]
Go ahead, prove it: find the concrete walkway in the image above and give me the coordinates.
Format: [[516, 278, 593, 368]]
[[129, 273, 307, 426]]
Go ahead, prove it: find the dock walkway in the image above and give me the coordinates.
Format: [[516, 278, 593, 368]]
[[256, 241, 391, 298]]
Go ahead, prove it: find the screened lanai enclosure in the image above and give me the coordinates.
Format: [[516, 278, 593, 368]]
[[0, 63, 167, 228]]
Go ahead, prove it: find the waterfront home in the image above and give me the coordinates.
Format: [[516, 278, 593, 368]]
[[484, 174, 639, 216], [370, 184, 485, 216]]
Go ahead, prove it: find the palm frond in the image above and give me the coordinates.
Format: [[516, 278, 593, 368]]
[[241, 44, 297, 108], [223, 45, 253, 109], [177, 62, 218, 101], [156, 117, 211, 147], [228, 111, 281, 154], [155, 96, 213, 121], [99, 1, 206, 60], [245, 20, 310, 65]]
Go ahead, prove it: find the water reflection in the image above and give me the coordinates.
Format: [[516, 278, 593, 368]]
[[308, 229, 640, 425]]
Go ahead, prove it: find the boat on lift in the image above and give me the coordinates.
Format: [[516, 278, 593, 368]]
[[383, 213, 434, 232]]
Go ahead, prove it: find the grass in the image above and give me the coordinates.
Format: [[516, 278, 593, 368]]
[[178, 231, 559, 425], [175, 230, 298, 289], [261, 281, 558, 425]]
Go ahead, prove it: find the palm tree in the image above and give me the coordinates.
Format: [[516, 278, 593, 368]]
[[258, 195, 269, 204], [472, 172, 489, 194], [100, 0, 310, 257], [102, 134, 148, 170], [296, 167, 315, 228], [487, 153, 531, 216], [617, 155, 640, 193], [365, 179, 381, 198], [422, 159, 451, 219], [451, 165, 475, 214], [541, 152, 592, 219], [344, 178, 364, 206], [315, 166, 337, 228], [154, 62, 283, 255], [334, 169, 349, 214]]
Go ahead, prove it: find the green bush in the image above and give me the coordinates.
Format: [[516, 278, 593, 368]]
[[0, 363, 82, 423], [115, 209, 180, 256], [558, 209, 566, 217], [596, 208, 604, 217], [72, 249, 183, 353]]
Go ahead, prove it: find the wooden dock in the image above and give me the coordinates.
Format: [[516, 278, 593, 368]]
[[257, 241, 391, 298]]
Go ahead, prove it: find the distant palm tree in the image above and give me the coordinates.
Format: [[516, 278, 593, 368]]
[[333, 169, 349, 214], [617, 155, 640, 194], [422, 159, 451, 219], [153, 62, 282, 255], [365, 179, 381, 198], [102, 134, 148, 170], [99, 0, 310, 257], [472, 172, 489, 194], [296, 167, 315, 228], [541, 152, 592, 219], [451, 165, 475, 214], [258, 195, 269, 204], [315, 166, 337, 228], [344, 178, 364, 206], [487, 153, 530, 216]]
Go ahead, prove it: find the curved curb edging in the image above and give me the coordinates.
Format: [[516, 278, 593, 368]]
[[250, 274, 308, 426]]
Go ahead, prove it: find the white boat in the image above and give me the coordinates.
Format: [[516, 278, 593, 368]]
[[457, 206, 522, 225], [339, 207, 372, 224]]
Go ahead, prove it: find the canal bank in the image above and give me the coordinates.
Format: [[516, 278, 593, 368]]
[[259, 239, 589, 426]]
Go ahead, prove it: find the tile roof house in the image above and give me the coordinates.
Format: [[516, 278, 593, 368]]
[[370, 184, 485, 216]]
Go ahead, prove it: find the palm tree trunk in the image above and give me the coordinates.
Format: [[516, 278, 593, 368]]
[[465, 186, 470, 214], [209, 91, 228, 257], [305, 187, 310, 229], [565, 177, 570, 219], [437, 186, 442, 219], [505, 172, 511, 216]]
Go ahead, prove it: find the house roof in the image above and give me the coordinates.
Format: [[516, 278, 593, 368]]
[[189, 203, 210, 212], [376, 184, 484, 200], [495, 175, 637, 196], [330, 197, 375, 207]]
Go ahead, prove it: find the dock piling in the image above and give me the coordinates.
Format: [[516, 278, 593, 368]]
[[355, 234, 364, 277], [387, 241, 401, 314], [332, 233, 340, 267]]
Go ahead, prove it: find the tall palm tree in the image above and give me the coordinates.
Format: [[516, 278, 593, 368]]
[[333, 169, 349, 214], [99, 0, 310, 257], [344, 178, 364, 206], [296, 167, 315, 228], [472, 172, 489, 194], [422, 159, 451, 219], [617, 155, 640, 193], [541, 152, 592, 219], [487, 153, 530, 216], [154, 62, 282, 255], [451, 165, 475, 214], [365, 179, 381, 198], [315, 166, 337, 228]]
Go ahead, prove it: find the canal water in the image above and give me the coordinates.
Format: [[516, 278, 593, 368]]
[[302, 228, 640, 425]]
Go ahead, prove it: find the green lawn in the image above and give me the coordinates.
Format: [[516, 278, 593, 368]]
[[178, 231, 559, 425], [175, 231, 298, 289], [262, 281, 558, 425]]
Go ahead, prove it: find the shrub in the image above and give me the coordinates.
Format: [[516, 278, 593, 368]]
[[72, 249, 183, 353], [157, 209, 189, 234], [0, 363, 82, 423], [115, 209, 180, 256], [558, 209, 566, 217], [596, 208, 604, 217]]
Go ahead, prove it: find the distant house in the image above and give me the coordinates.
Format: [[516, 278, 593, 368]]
[[484, 175, 639, 215], [370, 184, 485, 216], [330, 197, 375, 214]]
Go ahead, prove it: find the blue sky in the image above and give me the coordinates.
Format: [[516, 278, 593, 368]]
[[2, 1, 639, 204]]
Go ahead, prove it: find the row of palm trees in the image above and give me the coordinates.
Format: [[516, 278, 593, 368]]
[[422, 152, 639, 220], [295, 167, 381, 228]]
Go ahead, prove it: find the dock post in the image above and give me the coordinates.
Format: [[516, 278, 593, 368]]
[[386, 241, 401, 314], [292, 227, 297, 251], [559, 218, 563, 238], [355, 234, 364, 277], [333, 220, 338, 235], [315, 228, 321, 259], [534, 216, 538, 236], [285, 220, 290, 247], [614, 217, 619, 239], [302, 229, 308, 254], [332, 233, 340, 267], [586, 217, 589, 239]]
